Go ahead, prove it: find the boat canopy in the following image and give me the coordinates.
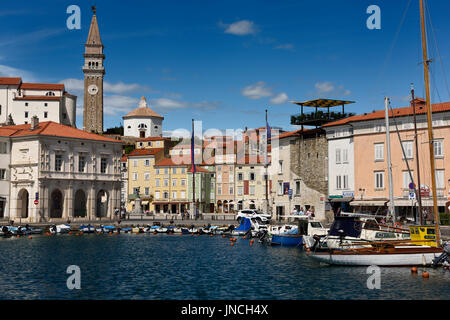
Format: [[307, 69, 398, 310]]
[[235, 217, 252, 232], [328, 216, 362, 238]]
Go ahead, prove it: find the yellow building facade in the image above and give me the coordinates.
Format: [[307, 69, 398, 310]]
[[153, 158, 189, 214]]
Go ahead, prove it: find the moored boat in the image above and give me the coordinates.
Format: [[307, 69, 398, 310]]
[[307, 244, 444, 266], [49, 224, 71, 234]]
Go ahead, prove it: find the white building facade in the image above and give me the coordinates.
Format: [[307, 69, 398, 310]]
[[0, 135, 11, 219], [1, 118, 122, 223], [0, 77, 76, 127], [323, 124, 355, 213], [123, 96, 163, 138]]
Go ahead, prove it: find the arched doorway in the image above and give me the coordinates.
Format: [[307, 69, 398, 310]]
[[217, 200, 222, 213], [50, 189, 63, 218], [96, 190, 109, 218], [223, 200, 228, 213], [74, 189, 87, 217], [17, 189, 29, 219]]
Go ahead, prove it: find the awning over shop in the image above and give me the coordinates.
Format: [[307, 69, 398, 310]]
[[329, 197, 353, 203], [394, 199, 448, 207], [141, 201, 149, 205], [350, 200, 388, 206]]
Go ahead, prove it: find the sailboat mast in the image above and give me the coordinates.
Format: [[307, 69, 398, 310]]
[[419, 0, 440, 243], [384, 97, 395, 223], [265, 109, 269, 215], [411, 85, 423, 224]]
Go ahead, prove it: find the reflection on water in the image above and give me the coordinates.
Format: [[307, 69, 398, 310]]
[[0, 234, 449, 300]]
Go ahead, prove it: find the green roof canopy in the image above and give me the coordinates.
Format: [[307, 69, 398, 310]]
[[290, 99, 355, 108]]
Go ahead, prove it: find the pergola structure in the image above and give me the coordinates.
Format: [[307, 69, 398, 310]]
[[290, 99, 355, 129]]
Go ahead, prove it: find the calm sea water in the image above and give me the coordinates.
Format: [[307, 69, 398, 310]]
[[0, 233, 448, 300]]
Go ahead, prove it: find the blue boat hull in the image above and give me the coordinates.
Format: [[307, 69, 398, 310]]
[[271, 234, 303, 247]]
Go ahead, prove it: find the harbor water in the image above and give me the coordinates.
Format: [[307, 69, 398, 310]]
[[0, 233, 449, 300]]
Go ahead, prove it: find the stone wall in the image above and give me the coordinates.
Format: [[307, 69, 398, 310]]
[[290, 129, 328, 195]]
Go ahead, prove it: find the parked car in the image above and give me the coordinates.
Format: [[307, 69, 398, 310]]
[[236, 209, 272, 223]]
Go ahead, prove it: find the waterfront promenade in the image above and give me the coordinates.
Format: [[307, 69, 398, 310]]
[[2, 215, 449, 240]]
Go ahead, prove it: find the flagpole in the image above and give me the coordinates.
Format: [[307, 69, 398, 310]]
[[192, 119, 195, 219], [265, 109, 269, 215]]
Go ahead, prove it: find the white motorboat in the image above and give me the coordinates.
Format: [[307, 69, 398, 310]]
[[50, 224, 71, 234]]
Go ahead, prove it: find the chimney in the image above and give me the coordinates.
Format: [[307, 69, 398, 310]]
[[30, 115, 39, 130]]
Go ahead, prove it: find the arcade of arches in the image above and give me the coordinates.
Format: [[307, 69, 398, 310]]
[[10, 181, 120, 222]]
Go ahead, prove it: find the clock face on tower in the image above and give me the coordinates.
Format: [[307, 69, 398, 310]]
[[88, 84, 98, 95]]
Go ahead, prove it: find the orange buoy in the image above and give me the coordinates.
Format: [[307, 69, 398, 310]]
[[243, 236, 246, 239], [153, 232, 157, 235], [76, 233, 79, 236], [249, 242, 253, 246], [230, 242, 234, 246], [28, 236, 32, 239], [80, 232, 84, 235], [69, 231, 72, 235], [411, 267, 418, 273], [191, 233, 194, 236], [16, 235, 20, 238], [422, 271, 430, 278], [222, 234, 226, 238], [209, 234, 213, 237]]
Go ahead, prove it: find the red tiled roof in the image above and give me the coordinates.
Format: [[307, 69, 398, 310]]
[[155, 157, 188, 167], [14, 96, 61, 101], [273, 128, 322, 139], [190, 165, 210, 173], [20, 83, 64, 90], [0, 77, 21, 85], [323, 99, 450, 127], [0, 121, 121, 143], [127, 148, 164, 157]]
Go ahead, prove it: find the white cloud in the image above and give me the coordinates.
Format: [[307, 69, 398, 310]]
[[241, 81, 273, 100], [315, 81, 335, 94], [222, 20, 258, 36], [152, 98, 186, 109], [0, 64, 36, 82], [314, 81, 351, 97], [60, 78, 84, 92], [104, 95, 139, 116], [104, 82, 144, 94], [60, 78, 154, 95], [0, 28, 64, 47], [270, 92, 289, 104]]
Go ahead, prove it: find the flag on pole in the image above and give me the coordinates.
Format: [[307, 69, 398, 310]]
[[190, 123, 196, 173], [265, 119, 271, 166], [266, 120, 271, 140]]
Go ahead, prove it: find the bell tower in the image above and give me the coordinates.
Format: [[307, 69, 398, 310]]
[[83, 6, 105, 133]]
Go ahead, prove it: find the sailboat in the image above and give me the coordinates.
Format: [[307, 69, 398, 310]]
[[307, 0, 449, 266]]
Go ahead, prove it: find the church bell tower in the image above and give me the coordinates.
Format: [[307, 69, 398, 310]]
[[83, 6, 105, 134]]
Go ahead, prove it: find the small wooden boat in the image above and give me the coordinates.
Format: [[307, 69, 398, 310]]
[[307, 245, 443, 266], [79, 225, 95, 233], [156, 227, 168, 233], [271, 234, 303, 247]]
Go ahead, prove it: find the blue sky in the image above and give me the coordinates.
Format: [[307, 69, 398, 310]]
[[1, 0, 449, 134]]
